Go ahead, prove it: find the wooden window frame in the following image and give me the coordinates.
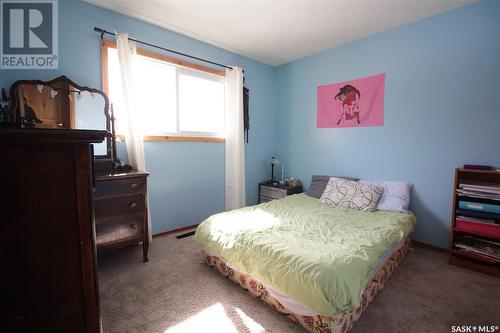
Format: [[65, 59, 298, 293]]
[[101, 39, 225, 143]]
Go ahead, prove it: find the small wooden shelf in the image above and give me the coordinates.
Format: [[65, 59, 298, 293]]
[[448, 168, 500, 277]]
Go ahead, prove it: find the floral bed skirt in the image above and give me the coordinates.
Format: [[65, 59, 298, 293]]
[[202, 235, 412, 333]]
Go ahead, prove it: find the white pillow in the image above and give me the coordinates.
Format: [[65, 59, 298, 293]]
[[359, 180, 412, 212], [319, 177, 383, 212]]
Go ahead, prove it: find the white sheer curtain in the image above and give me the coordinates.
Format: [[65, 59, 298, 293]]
[[224, 66, 246, 210], [116, 33, 152, 241], [116, 34, 145, 170]]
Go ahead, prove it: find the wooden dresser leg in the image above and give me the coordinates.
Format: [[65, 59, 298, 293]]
[[143, 241, 149, 262]]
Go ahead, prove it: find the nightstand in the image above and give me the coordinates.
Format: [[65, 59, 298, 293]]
[[94, 170, 150, 262], [259, 182, 303, 203]]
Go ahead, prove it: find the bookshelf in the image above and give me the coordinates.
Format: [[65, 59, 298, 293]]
[[448, 168, 500, 277]]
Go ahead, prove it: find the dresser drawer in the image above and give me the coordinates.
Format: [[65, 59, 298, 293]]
[[94, 177, 146, 199], [94, 193, 145, 220], [259, 195, 275, 203], [260, 186, 287, 199], [96, 216, 143, 247]]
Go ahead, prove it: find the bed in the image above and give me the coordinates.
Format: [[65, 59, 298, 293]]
[[195, 193, 416, 333]]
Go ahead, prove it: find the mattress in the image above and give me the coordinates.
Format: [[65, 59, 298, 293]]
[[202, 235, 413, 333], [202, 236, 404, 316], [195, 193, 416, 316]]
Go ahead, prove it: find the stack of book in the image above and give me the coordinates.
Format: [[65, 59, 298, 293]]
[[457, 181, 500, 201], [454, 181, 500, 264]]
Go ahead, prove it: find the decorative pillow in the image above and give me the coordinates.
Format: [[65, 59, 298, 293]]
[[319, 177, 383, 212], [359, 180, 412, 212], [306, 175, 360, 199]]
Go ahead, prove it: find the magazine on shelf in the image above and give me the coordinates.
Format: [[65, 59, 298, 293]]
[[455, 244, 500, 261], [458, 184, 500, 194], [457, 195, 500, 206], [459, 185, 500, 193], [455, 208, 500, 221], [458, 201, 500, 214], [456, 189, 500, 201], [454, 249, 499, 264], [462, 234, 500, 247], [459, 181, 500, 190], [456, 215, 497, 225], [455, 236, 500, 260]]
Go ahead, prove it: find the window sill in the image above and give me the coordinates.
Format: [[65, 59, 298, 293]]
[[116, 134, 225, 143]]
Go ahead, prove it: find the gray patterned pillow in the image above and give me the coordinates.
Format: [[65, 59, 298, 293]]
[[319, 177, 383, 212], [306, 175, 360, 199]]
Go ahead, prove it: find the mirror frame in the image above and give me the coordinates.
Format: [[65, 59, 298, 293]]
[[9, 75, 116, 161]]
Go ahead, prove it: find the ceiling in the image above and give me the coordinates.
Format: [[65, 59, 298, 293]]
[[85, 0, 477, 66]]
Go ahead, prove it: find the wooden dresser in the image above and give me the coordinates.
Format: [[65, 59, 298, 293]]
[[0, 128, 106, 333], [94, 171, 150, 262]]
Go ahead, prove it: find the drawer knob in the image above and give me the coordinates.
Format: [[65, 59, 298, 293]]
[[129, 182, 138, 189], [129, 201, 138, 208], [129, 223, 137, 230]]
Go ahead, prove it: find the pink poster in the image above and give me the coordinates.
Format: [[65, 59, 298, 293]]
[[317, 73, 385, 128]]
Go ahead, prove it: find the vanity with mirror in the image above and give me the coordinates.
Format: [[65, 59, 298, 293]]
[[9, 75, 115, 168], [2, 75, 150, 331], [9, 75, 149, 263]]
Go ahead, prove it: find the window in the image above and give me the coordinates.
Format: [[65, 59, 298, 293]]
[[102, 41, 226, 141]]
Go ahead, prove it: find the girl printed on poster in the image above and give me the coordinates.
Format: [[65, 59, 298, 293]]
[[317, 73, 385, 128]]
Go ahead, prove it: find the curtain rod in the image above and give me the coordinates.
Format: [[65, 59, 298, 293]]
[[94, 27, 233, 71]]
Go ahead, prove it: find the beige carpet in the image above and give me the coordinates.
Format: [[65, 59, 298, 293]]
[[98, 233, 500, 333]]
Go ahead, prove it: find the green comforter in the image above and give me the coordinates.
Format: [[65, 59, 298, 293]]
[[195, 193, 416, 316]]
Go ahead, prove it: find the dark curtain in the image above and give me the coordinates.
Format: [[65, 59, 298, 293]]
[[243, 86, 249, 142]]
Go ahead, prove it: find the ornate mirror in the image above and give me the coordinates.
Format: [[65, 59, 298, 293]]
[[9, 76, 116, 163]]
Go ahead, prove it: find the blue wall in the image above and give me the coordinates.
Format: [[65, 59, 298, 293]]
[[2, 0, 498, 247], [0, 0, 277, 234], [275, 0, 500, 248]]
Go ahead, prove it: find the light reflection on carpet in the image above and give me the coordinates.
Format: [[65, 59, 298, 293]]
[[164, 303, 266, 333], [235, 307, 265, 333]]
